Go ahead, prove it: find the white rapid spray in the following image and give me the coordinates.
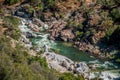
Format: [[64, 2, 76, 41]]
[[19, 18, 56, 49], [19, 19, 30, 32], [32, 33, 56, 48]]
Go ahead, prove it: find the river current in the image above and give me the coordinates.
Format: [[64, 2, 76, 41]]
[[19, 19, 120, 80]]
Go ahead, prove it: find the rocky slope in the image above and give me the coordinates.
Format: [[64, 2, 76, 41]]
[[0, 0, 120, 79], [1, 0, 119, 62]]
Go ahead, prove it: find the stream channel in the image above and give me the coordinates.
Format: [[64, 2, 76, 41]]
[[19, 19, 120, 80]]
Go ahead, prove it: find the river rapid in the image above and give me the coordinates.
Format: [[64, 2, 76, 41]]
[[19, 18, 120, 80]]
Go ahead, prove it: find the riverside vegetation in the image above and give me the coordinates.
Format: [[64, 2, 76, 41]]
[[0, 5, 83, 80], [0, 0, 120, 80]]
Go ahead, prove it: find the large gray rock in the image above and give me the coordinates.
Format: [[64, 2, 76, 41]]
[[26, 31, 37, 38], [75, 62, 89, 74], [74, 62, 90, 79], [42, 50, 90, 77], [42, 51, 74, 73]]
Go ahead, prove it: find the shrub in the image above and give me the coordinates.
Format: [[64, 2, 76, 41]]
[[111, 8, 120, 21], [59, 73, 84, 80], [5, 0, 20, 5], [37, 3, 44, 11], [3, 16, 21, 40], [108, 26, 120, 47], [43, 0, 57, 9], [0, 16, 61, 80], [29, 0, 42, 6], [28, 56, 48, 68], [0, 35, 59, 80]]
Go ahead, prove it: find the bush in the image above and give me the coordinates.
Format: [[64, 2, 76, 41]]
[[43, 0, 57, 9], [59, 73, 84, 80], [5, 0, 20, 5], [111, 8, 120, 21], [108, 26, 120, 47], [0, 35, 59, 80], [28, 56, 48, 68], [3, 16, 19, 27], [3, 16, 21, 40], [29, 0, 42, 6]]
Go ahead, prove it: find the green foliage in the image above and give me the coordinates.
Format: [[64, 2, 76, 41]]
[[29, 0, 42, 5], [29, 0, 56, 10], [0, 8, 3, 14], [105, 25, 117, 42], [0, 35, 59, 80], [27, 6, 34, 14], [101, 0, 115, 7], [0, 16, 61, 80], [99, 0, 120, 8], [3, 16, 21, 40], [37, 3, 44, 11], [76, 31, 83, 36], [3, 16, 19, 27], [43, 0, 57, 9], [28, 56, 48, 68], [108, 26, 120, 46], [46, 0, 56, 8], [59, 73, 84, 80], [5, 0, 20, 5], [111, 8, 120, 21]]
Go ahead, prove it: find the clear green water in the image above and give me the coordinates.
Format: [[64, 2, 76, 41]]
[[30, 37, 96, 62], [52, 41, 96, 62]]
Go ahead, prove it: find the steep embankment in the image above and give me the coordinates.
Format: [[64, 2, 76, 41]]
[[0, 16, 60, 80]]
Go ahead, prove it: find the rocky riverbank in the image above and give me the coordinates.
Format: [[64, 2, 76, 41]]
[[1, 0, 120, 80], [8, 2, 118, 60], [9, 2, 119, 79], [18, 17, 90, 79], [18, 17, 120, 80], [42, 50, 90, 79]]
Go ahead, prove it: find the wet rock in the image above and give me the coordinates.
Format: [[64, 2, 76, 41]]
[[99, 72, 114, 80], [26, 31, 37, 38], [89, 64, 99, 70], [15, 11, 26, 17], [74, 62, 90, 79], [15, 4, 33, 18], [43, 45, 49, 52], [89, 72, 96, 80], [75, 62, 89, 74]]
